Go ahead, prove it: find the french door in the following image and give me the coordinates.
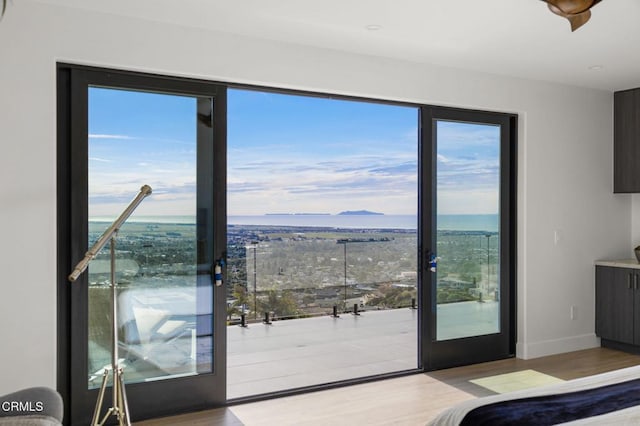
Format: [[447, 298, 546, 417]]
[[57, 66, 227, 424], [420, 106, 516, 370]]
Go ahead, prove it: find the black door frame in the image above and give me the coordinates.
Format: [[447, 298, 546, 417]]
[[57, 64, 227, 425], [420, 105, 517, 371]]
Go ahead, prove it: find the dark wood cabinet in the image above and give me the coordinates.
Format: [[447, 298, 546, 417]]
[[614, 88, 640, 193], [595, 266, 640, 349]]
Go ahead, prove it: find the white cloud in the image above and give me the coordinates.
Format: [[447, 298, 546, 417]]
[[89, 134, 135, 140]]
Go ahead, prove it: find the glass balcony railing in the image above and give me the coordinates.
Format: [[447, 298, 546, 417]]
[[225, 231, 418, 325], [226, 280, 418, 326]]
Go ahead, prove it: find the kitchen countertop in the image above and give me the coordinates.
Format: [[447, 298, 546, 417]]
[[595, 259, 640, 269]]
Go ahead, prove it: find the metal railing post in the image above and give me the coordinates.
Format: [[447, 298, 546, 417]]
[[331, 305, 340, 318], [240, 313, 248, 328]]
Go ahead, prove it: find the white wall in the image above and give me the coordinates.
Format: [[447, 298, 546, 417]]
[[0, 1, 630, 393], [632, 196, 640, 247]]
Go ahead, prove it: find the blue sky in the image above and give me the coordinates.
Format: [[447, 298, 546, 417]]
[[88, 87, 198, 217], [227, 89, 417, 215], [88, 87, 499, 218], [436, 120, 500, 215]]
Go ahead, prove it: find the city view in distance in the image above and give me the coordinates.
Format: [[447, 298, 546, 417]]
[[226, 215, 418, 322], [226, 217, 498, 322]]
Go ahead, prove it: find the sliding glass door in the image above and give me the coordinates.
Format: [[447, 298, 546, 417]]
[[421, 106, 516, 370], [58, 66, 227, 424]]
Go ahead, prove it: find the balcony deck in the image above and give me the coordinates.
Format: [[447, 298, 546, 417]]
[[227, 300, 499, 399], [228, 308, 418, 398]]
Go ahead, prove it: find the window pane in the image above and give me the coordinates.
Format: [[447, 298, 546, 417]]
[[435, 120, 501, 340], [87, 87, 213, 387]]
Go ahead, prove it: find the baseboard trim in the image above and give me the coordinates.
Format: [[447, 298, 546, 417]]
[[517, 333, 600, 359], [600, 339, 640, 355]]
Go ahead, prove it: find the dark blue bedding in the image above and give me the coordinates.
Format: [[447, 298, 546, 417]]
[[460, 377, 640, 425]]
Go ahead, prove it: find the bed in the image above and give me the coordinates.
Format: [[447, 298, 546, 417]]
[[427, 365, 640, 425]]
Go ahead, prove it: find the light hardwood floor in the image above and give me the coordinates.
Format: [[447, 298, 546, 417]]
[[135, 347, 640, 426]]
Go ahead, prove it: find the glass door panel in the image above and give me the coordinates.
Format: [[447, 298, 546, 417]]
[[435, 120, 501, 341], [87, 87, 213, 386]]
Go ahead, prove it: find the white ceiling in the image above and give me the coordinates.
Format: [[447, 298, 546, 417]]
[[33, 0, 640, 91]]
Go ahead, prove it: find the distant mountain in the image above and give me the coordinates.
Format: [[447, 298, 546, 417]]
[[337, 210, 384, 216]]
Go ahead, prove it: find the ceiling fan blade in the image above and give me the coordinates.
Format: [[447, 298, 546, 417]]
[[566, 9, 592, 31], [546, 0, 595, 15], [544, 0, 601, 31]]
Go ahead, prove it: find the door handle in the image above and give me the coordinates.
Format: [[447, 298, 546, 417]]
[[428, 253, 440, 273], [635, 273, 638, 290], [214, 258, 225, 287], [630, 273, 634, 290]]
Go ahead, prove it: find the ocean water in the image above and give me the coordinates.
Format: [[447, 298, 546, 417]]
[[90, 214, 499, 232], [229, 214, 416, 229], [230, 214, 498, 232], [90, 215, 196, 224], [437, 214, 498, 232]]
